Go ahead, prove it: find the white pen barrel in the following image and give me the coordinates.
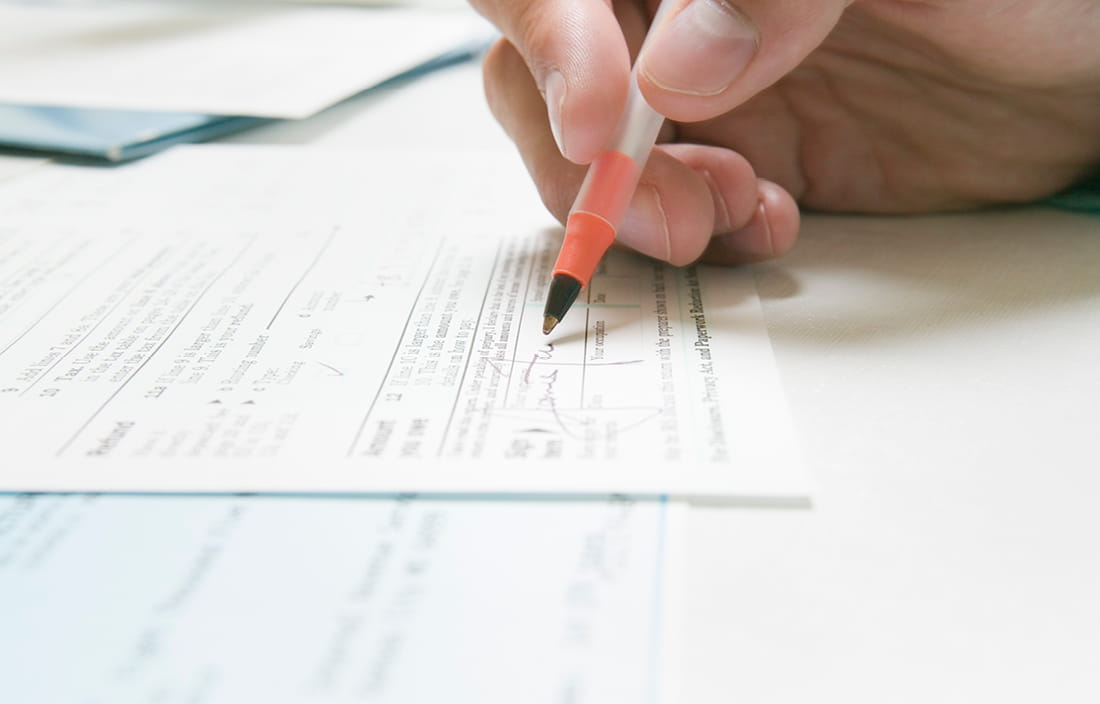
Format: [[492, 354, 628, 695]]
[[608, 70, 665, 168]]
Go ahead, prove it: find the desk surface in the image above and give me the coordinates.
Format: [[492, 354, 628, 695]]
[[227, 59, 1100, 702]]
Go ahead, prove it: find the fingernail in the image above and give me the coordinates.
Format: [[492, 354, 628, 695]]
[[618, 184, 672, 261], [714, 201, 774, 261], [543, 70, 568, 159], [640, 0, 758, 96]]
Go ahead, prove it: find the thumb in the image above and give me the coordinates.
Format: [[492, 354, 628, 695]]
[[637, 0, 849, 122]]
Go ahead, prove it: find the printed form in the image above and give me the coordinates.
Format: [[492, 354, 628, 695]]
[[0, 493, 681, 704], [0, 146, 805, 500]]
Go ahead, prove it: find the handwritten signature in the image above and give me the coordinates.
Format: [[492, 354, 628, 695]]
[[482, 344, 657, 438], [525, 344, 568, 434]]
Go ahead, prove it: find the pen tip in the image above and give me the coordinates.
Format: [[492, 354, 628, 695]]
[[543, 273, 582, 334]]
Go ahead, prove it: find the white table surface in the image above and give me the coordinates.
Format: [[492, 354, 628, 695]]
[[227, 55, 1100, 703]]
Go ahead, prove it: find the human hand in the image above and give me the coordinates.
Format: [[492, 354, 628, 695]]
[[471, 0, 1100, 265]]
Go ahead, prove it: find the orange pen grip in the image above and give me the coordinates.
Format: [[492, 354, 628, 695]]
[[553, 211, 616, 287], [553, 151, 639, 288]]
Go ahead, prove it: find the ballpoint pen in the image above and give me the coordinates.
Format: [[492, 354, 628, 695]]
[[541, 3, 673, 335]]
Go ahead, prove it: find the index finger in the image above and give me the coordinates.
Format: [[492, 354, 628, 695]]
[[469, 0, 633, 163]]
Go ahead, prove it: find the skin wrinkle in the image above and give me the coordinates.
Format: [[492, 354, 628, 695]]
[[758, 202, 775, 257], [885, 66, 1090, 204], [699, 1, 1092, 211], [824, 6, 947, 77], [886, 64, 972, 208], [797, 4, 1100, 209], [778, 65, 837, 209], [773, 81, 810, 205], [640, 182, 674, 262], [513, 4, 554, 88], [772, 34, 1052, 210], [811, 61, 901, 210], [887, 77, 1040, 206], [699, 168, 733, 232], [781, 41, 925, 209], [679, 93, 800, 205]]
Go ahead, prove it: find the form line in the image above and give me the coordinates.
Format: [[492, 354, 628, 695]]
[[1, 237, 133, 361], [346, 246, 445, 458], [19, 244, 169, 398], [55, 237, 257, 457], [266, 226, 339, 330], [436, 242, 504, 457]]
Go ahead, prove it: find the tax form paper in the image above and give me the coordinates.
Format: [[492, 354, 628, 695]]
[[0, 146, 805, 501], [0, 494, 682, 703]]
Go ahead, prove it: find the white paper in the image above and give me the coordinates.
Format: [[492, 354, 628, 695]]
[[0, 153, 48, 182], [0, 3, 493, 118], [0, 493, 678, 703], [0, 145, 805, 500]]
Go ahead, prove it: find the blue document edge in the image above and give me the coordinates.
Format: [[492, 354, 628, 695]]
[[0, 39, 489, 163]]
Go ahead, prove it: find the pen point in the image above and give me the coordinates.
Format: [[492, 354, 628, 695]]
[[542, 273, 582, 335]]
